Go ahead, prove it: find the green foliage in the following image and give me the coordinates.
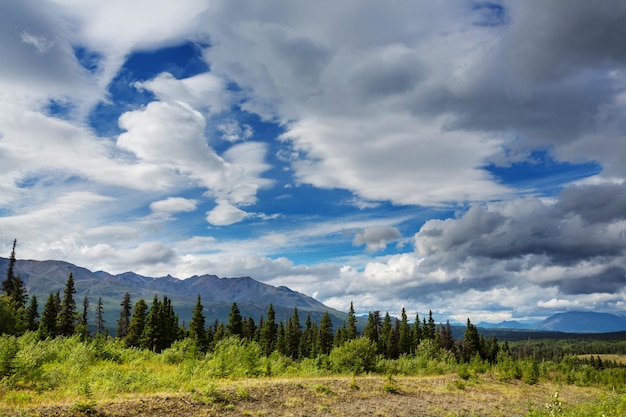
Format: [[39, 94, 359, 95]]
[[329, 337, 377, 374], [382, 374, 400, 394], [0, 335, 18, 378]]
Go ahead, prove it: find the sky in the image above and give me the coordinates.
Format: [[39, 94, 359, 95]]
[[1, 0, 626, 324]]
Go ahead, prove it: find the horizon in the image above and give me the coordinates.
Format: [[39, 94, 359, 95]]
[[2, 1, 626, 324]]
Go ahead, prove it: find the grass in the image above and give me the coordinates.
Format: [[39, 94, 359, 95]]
[[1, 375, 612, 416]]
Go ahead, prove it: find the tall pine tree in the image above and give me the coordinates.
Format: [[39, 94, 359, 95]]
[[189, 295, 207, 352], [346, 301, 358, 341], [96, 297, 105, 335], [125, 299, 148, 347], [259, 304, 277, 356], [2, 239, 27, 309], [38, 292, 60, 339], [116, 293, 132, 339], [57, 273, 77, 337], [25, 295, 39, 332], [227, 302, 243, 337], [318, 311, 334, 355]]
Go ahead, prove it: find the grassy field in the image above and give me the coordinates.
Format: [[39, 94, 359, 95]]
[[0, 374, 611, 417]]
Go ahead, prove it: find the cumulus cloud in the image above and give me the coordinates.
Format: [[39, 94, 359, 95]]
[[352, 226, 402, 252], [414, 183, 626, 297], [206, 201, 249, 226], [134, 72, 231, 114]]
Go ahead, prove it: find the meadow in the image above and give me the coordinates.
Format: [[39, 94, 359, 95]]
[[1, 333, 626, 416]]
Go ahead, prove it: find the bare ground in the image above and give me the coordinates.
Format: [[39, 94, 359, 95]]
[[4, 375, 603, 417]]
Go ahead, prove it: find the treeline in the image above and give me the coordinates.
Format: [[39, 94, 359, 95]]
[[1, 240, 501, 363]]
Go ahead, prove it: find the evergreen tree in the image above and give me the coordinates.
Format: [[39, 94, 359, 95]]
[[75, 296, 90, 340], [285, 307, 301, 359], [346, 301, 358, 341], [423, 310, 436, 340], [38, 292, 60, 339], [140, 295, 162, 351], [363, 311, 381, 346], [80, 296, 89, 327], [57, 273, 77, 337], [96, 297, 105, 335], [260, 304, 277, 356], [158, 296, 178, 350], [116, 293, 132, 339], [439, 320, 455, 352], [25, 295, 39, 332], [380, 312, 399, 359], [125, 299, 148, 348], [412, 313, 422, 352], [299, 314, 314, 358], [318, 311, 334, 355], [398, 307, 412, 355], [189, 295, 207, 352], [243, 316, 256, 341], [2, 239, 27, 309], [227, 302, 243, 337], [213, 322, 226, 344], [334, 324, 346, 347], [462, 318, 481, 362], [276, 321, 286, 355]]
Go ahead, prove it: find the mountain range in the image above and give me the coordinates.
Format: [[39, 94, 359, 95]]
[[0, 257, 347, 334], [2, 257, 625, 336], [478, 311, 626, 334]]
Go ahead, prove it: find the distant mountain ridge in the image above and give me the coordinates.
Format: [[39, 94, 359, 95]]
[[478, 311, 626, 334], [0, 257, 347, 334]]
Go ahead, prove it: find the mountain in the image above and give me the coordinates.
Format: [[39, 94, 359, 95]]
[[536, 311, 626, 333], [477, 320, 533, 330], [0, 257, 347, 334]]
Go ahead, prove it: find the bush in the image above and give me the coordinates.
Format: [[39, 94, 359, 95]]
[[0, 335, 18, 378], [329, 337, 377, 375]]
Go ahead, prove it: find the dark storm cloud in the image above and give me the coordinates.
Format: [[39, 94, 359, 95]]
[[558, 183, 626, 224], [415, 183, 626, 278], [558, 266, 626, 295]]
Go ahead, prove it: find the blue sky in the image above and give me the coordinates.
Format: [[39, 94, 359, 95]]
[[2, 0, 626, 323]]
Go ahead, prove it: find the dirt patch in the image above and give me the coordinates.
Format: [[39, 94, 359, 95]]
[[6, 375, 602, 417]]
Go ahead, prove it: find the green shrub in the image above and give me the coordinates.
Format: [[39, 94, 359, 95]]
[[329, 337, 377, 375], [0, 335, 18, 378]]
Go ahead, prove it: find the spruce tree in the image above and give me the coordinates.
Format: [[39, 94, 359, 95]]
[[462, 318, 481, 362], [299, 314, 314, 358], [25, 295, 39, 332], [318, 311, 334, 355], [75, 296, 90, 340], [96, 297, 105, 335], [227, 302, 243, 337], [276, 321, 286, 355], [380, 312, 398, 359], [2, 239, 27, 309], [38, 292, 60, 339], [125, 299, 148, 347], [57, 273, 77, 337], [423, 310, 436, 340], [260, 304, 277, 356], [285, 307, 301, 359], [398, 307, 412, 355], [116, 293, 132, 339], [243, 316, 256, 341], [412, 314, 422, 352], [346, 301, 358, 341], [363, 311, 381, 351], [140, 295, 162, 351], [189, 295, 207, 351]]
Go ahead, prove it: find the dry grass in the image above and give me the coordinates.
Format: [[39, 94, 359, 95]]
[[2, 374, 605, 417]]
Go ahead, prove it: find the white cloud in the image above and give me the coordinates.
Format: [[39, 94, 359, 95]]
[[134, 72, 231, 114], [150, 197, 198, 214], [218, 120, 253, 143], [206, 201, 249, 226], [352, 226, 402, 252]]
